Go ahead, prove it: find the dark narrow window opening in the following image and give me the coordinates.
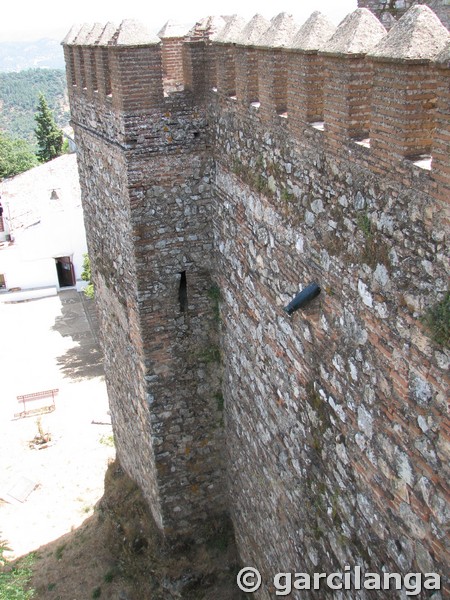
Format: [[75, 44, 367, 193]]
[[69, 47, 76, 86], [91, 52, 98, 92], [179, 271, 188, 313], [103, 48, 112, 96], [79, 48, 86, 89]]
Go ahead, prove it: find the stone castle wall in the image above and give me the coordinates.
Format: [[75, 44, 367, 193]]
[[64, 6, 450, 598]]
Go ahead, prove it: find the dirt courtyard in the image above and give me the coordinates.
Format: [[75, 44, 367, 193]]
[[0, 289, 115, 559]]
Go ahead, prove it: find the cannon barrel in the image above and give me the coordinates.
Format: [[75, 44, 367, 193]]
[[283, 282, 321, 315]]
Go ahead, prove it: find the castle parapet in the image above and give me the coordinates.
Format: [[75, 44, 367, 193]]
[[108, 20, 163, 113], [206, 4, 450, 189], [234, 15, 270, 107], [286, 11, 336, 137], [319, 9, 386, 148], [254, 13, 298, 122], [62, 23, 81, 97], [213, 15, 246, 99], [433, 42, 450, 206], [63, 20, 163, 117], [63, 6, 450, 192], [369, 5, 450, 173]]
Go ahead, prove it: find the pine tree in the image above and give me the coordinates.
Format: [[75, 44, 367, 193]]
[[34, 93, 63, 162]]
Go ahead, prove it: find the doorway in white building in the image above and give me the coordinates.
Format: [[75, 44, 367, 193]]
[[55, 256, 75, 288]]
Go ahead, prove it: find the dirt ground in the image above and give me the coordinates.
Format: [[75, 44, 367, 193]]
[[24, 460, 244, 600], [0, 290, 113, 560], [0, 290, 244, 599]]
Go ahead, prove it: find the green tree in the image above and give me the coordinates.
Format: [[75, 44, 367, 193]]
[[81, 253, 95, 299], [0, 132, 38, 180], [34, 93, 63, 162]]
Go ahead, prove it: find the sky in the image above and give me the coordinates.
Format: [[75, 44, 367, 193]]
[[1, 0, 357, 42]]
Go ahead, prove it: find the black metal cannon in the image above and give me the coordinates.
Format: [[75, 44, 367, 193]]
[[283, 282, 321, 315]]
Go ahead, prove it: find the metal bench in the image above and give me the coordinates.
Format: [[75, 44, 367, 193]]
[[14, 389, 58, 419]]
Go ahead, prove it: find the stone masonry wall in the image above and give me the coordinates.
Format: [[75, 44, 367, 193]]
[[64, 6, 450, 599], [210, 98, 449, 599]]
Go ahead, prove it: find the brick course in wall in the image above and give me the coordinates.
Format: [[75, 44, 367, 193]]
[[64, 6, 450, 598]]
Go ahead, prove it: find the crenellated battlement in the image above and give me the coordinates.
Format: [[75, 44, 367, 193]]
[[63, 6, 450, 201]]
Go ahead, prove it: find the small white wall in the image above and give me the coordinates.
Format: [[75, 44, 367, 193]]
[[0, 245, 58, 289], [0, 204, 88, 291]]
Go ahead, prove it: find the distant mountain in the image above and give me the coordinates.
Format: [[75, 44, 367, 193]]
[[0, 39, 65, 72]]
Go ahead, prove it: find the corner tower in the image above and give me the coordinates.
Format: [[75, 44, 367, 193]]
[[63, 20, 225, 536]]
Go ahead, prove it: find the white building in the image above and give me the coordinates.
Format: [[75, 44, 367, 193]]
[[0, 154, 88, 300]]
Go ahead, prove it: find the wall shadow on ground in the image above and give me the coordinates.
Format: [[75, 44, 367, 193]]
[[52, 291, 104, 380]]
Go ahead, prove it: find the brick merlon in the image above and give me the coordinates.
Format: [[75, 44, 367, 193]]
[[235, 14, 270, 46], [112, 19, 160, 46], [212, 14, 246, 44], [97, 22, 118, 46], [291, 11, 336, 52], [188, 16, 227, 41], [61, 23, 82, 45], [72, 23, 94, 46], [255, 12, 298, 48], [85, 23, 105, 46], [320, 8, 386, 57], [369, 4, 450, 63], [436, 40, 450, 67], [157, 20, 191, 40]]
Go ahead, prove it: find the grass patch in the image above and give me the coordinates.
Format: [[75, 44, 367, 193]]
[[0, 539, 35, 600], [208, 284, 222, 322], [421, 292, 450, 348], [215, 392, 224, 411], [357, 213, 372, 236], [103, 568, 117, 583], [281, 188, 295, 203], [355, 213, 390, 269], [198, 346, 221, 364], [99, 434, 114, 448], [54, 544, 66, 561]]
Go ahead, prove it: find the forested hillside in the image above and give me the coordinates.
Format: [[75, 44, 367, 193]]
[[0, 69, 69, 145]]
